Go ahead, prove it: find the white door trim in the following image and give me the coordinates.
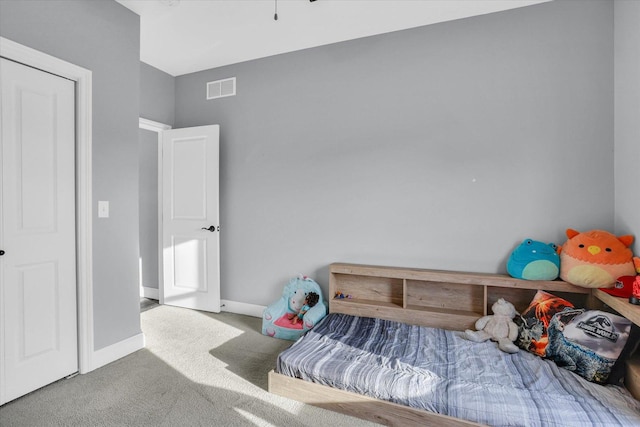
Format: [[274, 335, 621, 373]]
[[138, 118, 172, 305], [140, 117, 171, 132], [0, 37, 94, 374]]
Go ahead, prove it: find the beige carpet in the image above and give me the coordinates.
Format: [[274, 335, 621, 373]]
[[0, 305, 378, 426]]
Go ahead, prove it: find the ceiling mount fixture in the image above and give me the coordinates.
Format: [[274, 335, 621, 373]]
[[274, 0, 316, 21]]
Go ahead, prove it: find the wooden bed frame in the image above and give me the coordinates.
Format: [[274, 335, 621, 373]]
[[268, 263, 640, 426]]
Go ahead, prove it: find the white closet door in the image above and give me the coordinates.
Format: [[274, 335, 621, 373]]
[[161, 125, 220, 313], [0, 58, 77, 405]]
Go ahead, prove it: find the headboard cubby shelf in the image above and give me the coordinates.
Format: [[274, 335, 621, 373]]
[[329, 263, 594, 331]]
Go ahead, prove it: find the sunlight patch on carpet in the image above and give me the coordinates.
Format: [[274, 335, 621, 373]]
[[234, 407, 280, 427], [141, 305, 245, 374]]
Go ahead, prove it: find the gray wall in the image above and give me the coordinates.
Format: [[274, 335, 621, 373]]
[[139, 63, 176, 291], [614, 0, 640, 254], [139, 128, 160, 290], [1, 0, 629, 332], [175, 0, 615, 306], [140, 61, 175, 126], [0, 0, 142, 350]]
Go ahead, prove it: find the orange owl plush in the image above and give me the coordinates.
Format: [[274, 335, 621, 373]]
[[559, 229, 640, 288]]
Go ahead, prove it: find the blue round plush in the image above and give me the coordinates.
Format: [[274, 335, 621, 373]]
[[507, 239, 560, 280]]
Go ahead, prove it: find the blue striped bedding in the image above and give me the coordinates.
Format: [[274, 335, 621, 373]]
[[276, 313, 640, 427]]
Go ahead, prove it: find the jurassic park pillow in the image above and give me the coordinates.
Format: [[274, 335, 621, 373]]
[[606, 324, 640, 386], [515, 290, 574, 357], [545, 309, 631, 383]]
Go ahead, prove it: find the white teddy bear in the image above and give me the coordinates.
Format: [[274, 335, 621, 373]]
[[464, 298, 519, 354]]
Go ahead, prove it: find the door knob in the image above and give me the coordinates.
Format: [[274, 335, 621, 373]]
[[0, 250, 4, 256], [201, 226, 218, 232]]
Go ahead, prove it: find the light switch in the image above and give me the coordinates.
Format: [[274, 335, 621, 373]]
[[98, 201, 109, 218]]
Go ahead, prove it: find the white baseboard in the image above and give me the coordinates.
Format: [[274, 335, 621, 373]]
[[220, 299, 265, 318], [90, 332, 145, 371], [140, 286, 159, 300]]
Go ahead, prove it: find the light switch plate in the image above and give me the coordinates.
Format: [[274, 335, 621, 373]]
[[98, 201, 109, 218]]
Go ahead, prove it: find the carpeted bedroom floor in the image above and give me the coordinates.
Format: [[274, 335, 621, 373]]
[[0, 304, 378, 426]]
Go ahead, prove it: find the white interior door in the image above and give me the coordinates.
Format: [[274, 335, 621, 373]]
[[0, 58, 78, 405], [161, 125, 220, 312]]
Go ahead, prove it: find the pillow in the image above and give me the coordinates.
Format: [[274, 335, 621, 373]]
[[515, 290, 574, 357], [607, 324, 640, 386], [546, 309, 632, 383]]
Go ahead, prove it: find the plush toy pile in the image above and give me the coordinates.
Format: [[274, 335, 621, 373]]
[[507, 229, 640, 289]]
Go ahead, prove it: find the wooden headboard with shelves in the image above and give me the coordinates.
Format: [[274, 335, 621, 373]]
[[329, 263, 594, 330], [329, 263, 640, 399]]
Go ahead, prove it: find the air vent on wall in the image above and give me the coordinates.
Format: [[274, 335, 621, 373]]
[[207, 77, 236, 100]]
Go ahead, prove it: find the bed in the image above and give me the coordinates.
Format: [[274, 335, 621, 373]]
[[268, 263, 640, 426]]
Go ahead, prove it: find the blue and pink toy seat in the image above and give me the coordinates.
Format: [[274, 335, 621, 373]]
[[262, 276, 327, 341]]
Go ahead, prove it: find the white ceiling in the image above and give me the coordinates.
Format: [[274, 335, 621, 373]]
[[116, 0, 550, 77]]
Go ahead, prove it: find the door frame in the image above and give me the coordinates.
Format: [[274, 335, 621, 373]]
[[138, 117, 171, 303], [0, 37, 94, 374]]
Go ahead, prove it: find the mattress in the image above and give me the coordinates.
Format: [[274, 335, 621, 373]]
[[276, 313, 640, 427]]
